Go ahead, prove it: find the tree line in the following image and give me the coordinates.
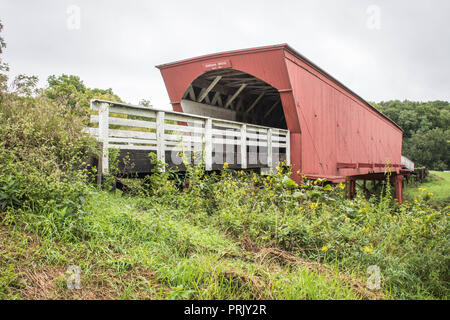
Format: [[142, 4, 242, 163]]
[[373, 100, 450, 170]]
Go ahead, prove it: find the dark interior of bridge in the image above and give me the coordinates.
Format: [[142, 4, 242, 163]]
[[182, 69, 287, 129]]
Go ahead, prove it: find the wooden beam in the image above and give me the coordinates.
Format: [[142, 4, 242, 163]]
[[204, 70, 243, 77], [187, 85, 196, 101], [193, 78, 267, 103], [224, 84, 247, 109], [337, 162, 357, 169], [204, 92, 211, 104], [245, 92, 265, 114], [193, 78, 234, 96], [211, 92, 222, 106], [222, 78, 261, 86], [198, 76, 221, 103], [235, 98, 244, 111], [263, 100, 280, 119]]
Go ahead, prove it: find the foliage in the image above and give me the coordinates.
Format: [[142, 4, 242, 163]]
[[141, 153, 177, 198], [405, 171, 450, 207], [404, 128, 450, 171], [0, 91, 97, 217], [126, 158, 449, 299], [0, 20, 9, 97], [373, 100, 450, 170], [45, 74, 122, 116], [0, 20, 125, 219], [139, 99, 153, 108]]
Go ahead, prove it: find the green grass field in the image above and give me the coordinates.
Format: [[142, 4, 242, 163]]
[[405, 171, 450, 207], [1, 190, 377, 300], [1, 167, 448, 300]]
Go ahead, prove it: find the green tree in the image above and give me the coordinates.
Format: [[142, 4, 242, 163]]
[[45, 74, 122, 115], [404, 128, 450, 170], [139, 99, 152, 108], [0, 20, 10, 96], [373, 100, 450, 170]]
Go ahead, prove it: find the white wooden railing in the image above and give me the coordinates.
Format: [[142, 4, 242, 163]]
[[85, 99, 290, 175], [401, 156, 414, 171]]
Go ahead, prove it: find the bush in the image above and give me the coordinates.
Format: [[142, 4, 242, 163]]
[[0, 89, 97, 235]]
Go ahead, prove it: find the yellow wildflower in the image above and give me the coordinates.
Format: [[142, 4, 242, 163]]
[[223, 162, 229, 169], [338, 183, 345, 190], [321, 246, 329, 252], [363, 246, 373, 253], [310, 202, 318, 209]]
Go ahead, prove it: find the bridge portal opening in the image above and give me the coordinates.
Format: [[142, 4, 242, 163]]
[[181, 69, 287, 129]]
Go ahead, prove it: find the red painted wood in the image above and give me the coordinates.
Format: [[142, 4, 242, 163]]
[[156, 44, 403, 182], [394, 175, 404, 203]]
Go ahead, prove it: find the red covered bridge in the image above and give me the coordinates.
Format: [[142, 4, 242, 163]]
[[88, 44, 411, 202], [156, 44, 409, 201]]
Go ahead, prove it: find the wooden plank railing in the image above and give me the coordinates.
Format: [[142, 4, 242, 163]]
[[85, 99, 290, 176]]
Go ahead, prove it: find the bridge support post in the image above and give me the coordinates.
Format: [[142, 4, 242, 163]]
[[346, 178, 356, 199], [394, 174, 404, 204]]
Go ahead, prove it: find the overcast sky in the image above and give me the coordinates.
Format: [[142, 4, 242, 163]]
[[1, 0, 449, 109]]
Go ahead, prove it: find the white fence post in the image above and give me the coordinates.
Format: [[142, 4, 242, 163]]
[[267, 128, 273, 168], [205, 118, 212, 171], [98, 102, 110, 184], [156, 111, 165, 172], [286, 131, 291, 166], [240, 124, 247, 169]]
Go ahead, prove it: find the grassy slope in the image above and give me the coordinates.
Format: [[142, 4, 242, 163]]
[[405, 171, 450, 206], [0, 191, 381, 300]]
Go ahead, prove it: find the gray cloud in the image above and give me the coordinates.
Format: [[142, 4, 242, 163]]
[[1, 0, 449, 109]]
